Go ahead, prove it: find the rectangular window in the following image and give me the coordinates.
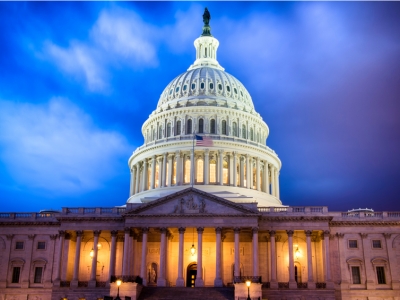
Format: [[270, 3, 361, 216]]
[[15, 241, 24, 250], [348, 240, 358, 248], [12, 267, 21, 283], [34, 267, 43, 283], [376, 266, 386, 284], [37, 241, 46, 250], [372, 240, 382, 249], [351, 266, 361, 284]]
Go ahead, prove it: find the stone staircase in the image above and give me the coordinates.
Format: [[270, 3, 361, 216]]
[[137, 287, 234, 300]]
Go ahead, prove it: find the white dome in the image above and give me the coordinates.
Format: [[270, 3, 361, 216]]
[[157, 67, 255, 113]]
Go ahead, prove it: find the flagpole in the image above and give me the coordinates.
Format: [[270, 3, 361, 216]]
[[191, 130, 196, 188]]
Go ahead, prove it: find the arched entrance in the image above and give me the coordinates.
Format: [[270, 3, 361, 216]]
[[294, 262, 302, 283], [186, 263, 197, 287]]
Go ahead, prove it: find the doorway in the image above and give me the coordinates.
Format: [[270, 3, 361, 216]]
[[186, 263, 197, 287]]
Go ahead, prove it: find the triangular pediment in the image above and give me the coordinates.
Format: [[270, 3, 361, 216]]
[[124, 187, 259, 216]]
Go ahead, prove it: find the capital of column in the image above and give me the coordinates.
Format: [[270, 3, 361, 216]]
[[131, 166, 136, 173], [49, 234, 57, 240], [286, 230, 294, 237], [124, 227, 131, 234], [142, 227, 149, 234], [218, 149, 223, 155], [234, 227, 241, 234], [215, 227, 223, 234], [157, 156, 163, 163], [240, 156, 245, 162], [6, 234, 14, 240], [28, 234, 35, 240], [252, 227, 259, 234], [111, 230, 118, 237], [269, 230, 276, 237], [178, 227, 186, 233], [360, 233, 368, 239], [197, 227, 204, 233], [204, 149, 210, 155], [58, 230, 66, 237], [383, 233, 392, 239], [336, 232, 344, 239], [167, 153, 174, 160], [76, 230, 83, 237], [160, 227, 167, 234], [93, 230, 101, 237], [305, 230, 313, 237]]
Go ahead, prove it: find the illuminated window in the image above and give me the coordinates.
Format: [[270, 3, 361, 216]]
[[223, 160, 228, 184], [210, 160, 216, 183], [210, 119, 216, 134], [147, 166, 151, 190], [243, 162, 247, 186], [184, 159, 191, 184], [236, 163, 240, 186], [172, 161, 176, 184], [222, 120, 227, 135], [155, 164, 159, 188], [198, 118, 204, 133], [253, 167, 256, 189], [197, 159, 204, 183]]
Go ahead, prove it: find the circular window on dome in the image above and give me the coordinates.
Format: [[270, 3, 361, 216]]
[[176, 86, 180, 93], [234, 88, 237, 94], [183, 84, 187, 91], [200, 82, 205, 89], [191, 83, 196, 90], [210, 82, 214, 89], [226, 86, 231, 92], [218, 83, 222, 91]]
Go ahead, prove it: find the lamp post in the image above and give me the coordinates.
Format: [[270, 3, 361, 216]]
[[246, 280, 251, 300], [115, 279, 122, 300]]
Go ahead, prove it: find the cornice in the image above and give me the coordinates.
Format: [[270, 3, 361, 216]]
[[125, 213, 259, 218], [0, 221, 60, 226], [261, 216, 333, 222], [56, 217, 124, 223], [330, 221, 400, 227]]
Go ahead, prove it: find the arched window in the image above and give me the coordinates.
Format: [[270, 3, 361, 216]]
[[172, 160, 176, 185], [184, 159, 191, 184], [250, 128, 254, 141], [152, 129, 156, 141], [200, 82, 205, 89], [198, 118, 204, 133], [176, 121, 181, 136], [187, 119, 192, 134], [210, 119, 216, 134], [242, 125, 246, 139], [233, 122, 238, 137], [210, 159, 217, 183], [158, 125, 163, 139], [222, 120, 227, 135], [155, 163, 159, 188], [167, 123, 171, 137], [197, 158, 204, 183]]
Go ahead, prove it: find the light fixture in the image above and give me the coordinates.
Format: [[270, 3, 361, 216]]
[[115, 279, 122, 300], [294, 245, 301, 259], [246, 280, 251, 300], [191, 228, 196, 256], [89, 248, 94, 258]]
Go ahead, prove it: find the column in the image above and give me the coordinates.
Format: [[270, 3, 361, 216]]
[[89, 230, 101, 286], [190, 149, 195, 185], [234, 227, 240, 278], [204, 149, 210, 185], [140, 228, 149, 286], [71, 231, 83, 286], [276, 169, 280, 199], [167, 154, 173, 186], [54, 230, 65, 283], [252, 227, 259, 276], [142, 159, 148, 191], [176, 227, 185, 286], [246, 154, 251, 189], [157, 228, 167, 286], [122, 227, 130, 276], [130, 166, 136, 196], [157, 156, 163, 188], [162, 153, 167, 187], [384, 233, 400, 289], [135, 162, 140, 194], [218, 149, 223, 185], [336, 233, 349, 289], [195, 227, 205, 287], [109, 230, 118, 281], [287, 230, 297, 289], [256, 157, 260, 191], [233, 152, 237, 187], [131, 233, 138, 276], [323, 231, 334, 288], [175, 151, 182, 185], [250, 158, 254, 189], [228, 152, 233, 186], [305, 230, 315, 289], [264, 163, 270, 194], [150, 155, 156, 189], [271, 166, 276, 196], [0, 235, 13, 287], [240, 156, 245, 187], [269, 231, 278, 288], [214, 227, 223, 286]]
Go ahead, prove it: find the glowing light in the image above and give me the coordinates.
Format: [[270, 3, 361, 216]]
[[190, 244, 196, 256]]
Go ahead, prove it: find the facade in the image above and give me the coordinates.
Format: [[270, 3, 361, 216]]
[[1, 9, 400, 300]]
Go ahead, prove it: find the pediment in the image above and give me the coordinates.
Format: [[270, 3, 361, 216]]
[[125, 187, 259, 216]]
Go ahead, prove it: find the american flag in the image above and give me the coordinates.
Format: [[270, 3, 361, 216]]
[[195, 135, 213, 146]]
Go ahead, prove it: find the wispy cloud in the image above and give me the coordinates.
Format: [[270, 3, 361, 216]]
[[0, 98, 131, 194]]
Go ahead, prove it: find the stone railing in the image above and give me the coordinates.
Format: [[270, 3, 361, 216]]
[[61, 207, 126, 215], [316, 282, 326, 289], [233, 276, 262, 284], [0, 212, 59, 220], [258, 206, 327, 214], [330, 211, 400, 219], [110, 275, 142, 284]]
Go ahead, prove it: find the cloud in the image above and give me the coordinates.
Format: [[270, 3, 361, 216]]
[[0, 98, 131, 194]]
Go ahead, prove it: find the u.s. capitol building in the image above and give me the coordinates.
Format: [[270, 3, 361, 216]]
[[1, 9, 399, 300]]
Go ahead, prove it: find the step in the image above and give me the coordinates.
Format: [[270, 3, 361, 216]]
[[138, 287, 234, 300]]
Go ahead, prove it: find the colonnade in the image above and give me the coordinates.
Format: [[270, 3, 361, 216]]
[[130, 150, 280, 198], [53, 228, 331, 289]]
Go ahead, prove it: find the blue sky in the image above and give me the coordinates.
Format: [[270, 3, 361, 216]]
[[1, 2, 400, 212]]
